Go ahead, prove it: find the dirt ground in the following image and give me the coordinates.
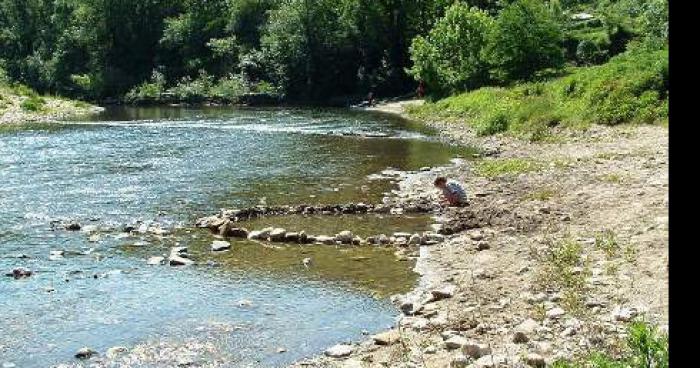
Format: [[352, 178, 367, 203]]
[[290, 101, 668, 368]]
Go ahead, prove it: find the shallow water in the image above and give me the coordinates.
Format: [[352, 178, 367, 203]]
[[0, 106, 474, 367]]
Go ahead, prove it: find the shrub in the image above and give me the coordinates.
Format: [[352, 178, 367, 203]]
[[408, 3, 494, 97], [124, 70, 166, 104], [485, 0, 565, 82], [20, 95, 46, 111]]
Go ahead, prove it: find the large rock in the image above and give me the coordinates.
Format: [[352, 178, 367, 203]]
[[285, 232, 300, 242], [324, 344, 354, 358], [372, 330, 401, 345], [444, 335, 469, 350], [336, 231, 354, 244], [269, 228, 287, 242], [247, 230, 264, 240], [211, 240, 231, 252], [316, 235, 337, 245], [75, 347, 97, 359]]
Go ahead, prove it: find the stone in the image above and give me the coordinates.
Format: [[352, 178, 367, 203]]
[[169, 255, 194, 266], [394, 232, 412, 238], [211, 240, 231, 252], [75, 347, 97, 359], [352, 236, 363, 245], [444, 335, 469, 350], [88, 234, 101, 242], [106, 346, 128, 359], [316, 235, 337, 245], [324, 344, 354, 358], [516, 319, 540, 335], [378, 234, 390, 245], [285, 232, 300, 242], [66, 222, 81, 231], [546, 307, 566, 319], [408, 234, 422, 245], [431, 285, 457, 301], [277, 348, 287, 353], [612, 306, 637, 322], [476, 241, 490, 251], [526, 353, 545, 368], [395, 237, 408, 247], [372, 330, 401, 345], [473, 354, 508, 368], [469, 231, 484, 241], [6, 268, 32, 279], [451, 353, 469, 368], [336, 230, 354, 244], [147, 256, 165, 265], [462, 341, 491, 358], [269, 228, 287, 242], [512, 331, 529, 344], [247, 230, 263, 240]]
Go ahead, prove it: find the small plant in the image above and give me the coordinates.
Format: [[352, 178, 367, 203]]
[[525, 189, 556, 201], [595, 230, 620, 259], [601, 173, 623, 183], [624, 245, 638, 264], [475, 158, 541, 178]]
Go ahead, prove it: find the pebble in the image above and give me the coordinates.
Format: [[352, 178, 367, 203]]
[[526, 353, 546, 368], [211, 240, 231, 252], [513, 331, 529, 343], [372, 330, 401, 345], [546, 307, 566, 319]]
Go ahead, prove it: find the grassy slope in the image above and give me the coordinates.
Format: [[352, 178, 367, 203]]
[[0, 82, 97, 123], [408, 47, 668, 141]]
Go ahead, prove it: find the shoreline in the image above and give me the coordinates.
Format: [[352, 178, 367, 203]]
[[289, 100, 668, 367]]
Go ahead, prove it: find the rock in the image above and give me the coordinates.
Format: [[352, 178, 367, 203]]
[[258, 227, 274, 238], [473, 354, 508, 368], [425, 232, 445, 242], [238, 299, 253, 307], [352, 236, 363, 245], [302, 257, 312, 268], [147, 256, 165, 265], [316, 235, 337, 245], [462, 341, 491, 358], [430, 285, 457, 301], [88, 234, 101, 243], [378, 234, 390, 245], [394, 232, 412, 238], [372, 330, 401, 345], [469, 231, 484, 241], [277, 348, 287, 353], [476, 241, 490, 251], [66, 222, 81, 231], [169, 255, 194, 266], [408, 234, 421, 245], [324, 344, 354, 358], [75, 347, 97, 359], [526, 353, 545, 368], [336, 230, 354, 244], [612, 306, 637, 322], [444, 335, 469, 350], [512, 331, 529, 344], [546, 307, 566, 319], [516, 319, 540, 335], [170, 246, 188, 256], [395, 237, 408, 247], [285, 232, 300, 242], [269, 228, 287, 242], [106, 346, 128, 359], [228, 227, 249, 238], [247, 230, 264, 240], [211, 240, 231, 252], [451, 353, 469, 368], [6, 268, 32, 279]]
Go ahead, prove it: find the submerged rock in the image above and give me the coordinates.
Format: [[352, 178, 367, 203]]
[[147, 256, 165, 265], [75, 347, 97, 359], [5, 268, 32, 279], [106, 346, 128, 359], [211, 240, 231, 252]]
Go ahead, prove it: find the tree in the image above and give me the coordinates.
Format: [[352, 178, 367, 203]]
[[408, 3, 494, 97], [485, 0, 564, 82]]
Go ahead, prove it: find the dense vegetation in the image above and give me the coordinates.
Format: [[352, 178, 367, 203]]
[[0, 0, 667, 108]]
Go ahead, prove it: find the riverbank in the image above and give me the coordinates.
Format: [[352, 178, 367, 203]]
[[0, 84, 102, 124], [290, 100, 668, 367]]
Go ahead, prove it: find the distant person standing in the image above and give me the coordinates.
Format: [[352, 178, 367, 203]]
[[417, 80, 425, 98], [434, 176, 468, 206]]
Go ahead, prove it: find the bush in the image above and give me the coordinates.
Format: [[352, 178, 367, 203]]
[[408, 3, 494, 97], [124, 70, 166, 104], [20, 95, 46, 111], [486, 0, 565, 82]]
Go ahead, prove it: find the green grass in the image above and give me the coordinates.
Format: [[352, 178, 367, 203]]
[[475, 158, 542, 178], [525, 188, 557, 201], [595, 230, 620, 259], [408, 47, 668, 140], [600, 173, 624, 183], [535, 238, 589, 315], [553, 321, 668, 368]]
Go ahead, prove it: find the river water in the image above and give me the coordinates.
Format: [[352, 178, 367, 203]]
[[0, 106, 474, 367]]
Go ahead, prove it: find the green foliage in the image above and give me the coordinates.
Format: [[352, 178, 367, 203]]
[[485, 0, 565, 82], [407, 4, 494, 97], [553, 321, 668, 368], [20, 95, 46, 111], [409, 47, 668, 136]]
